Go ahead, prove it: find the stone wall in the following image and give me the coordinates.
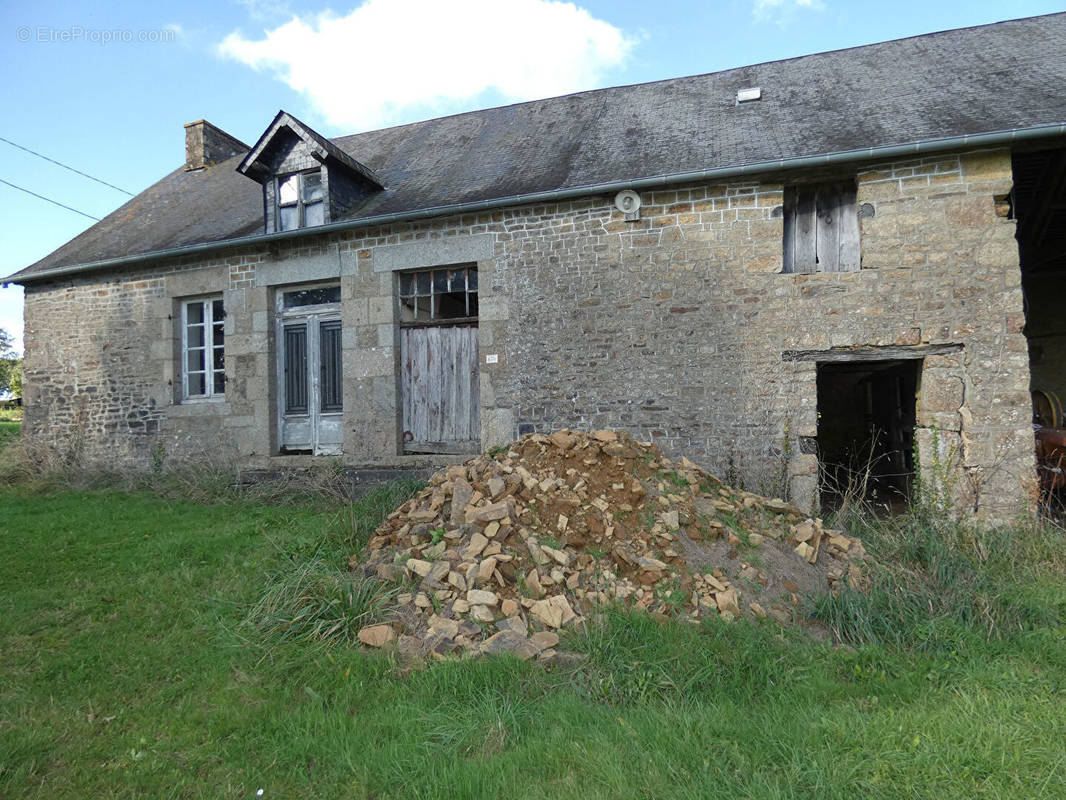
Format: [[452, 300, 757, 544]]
[[19, 147, 1035, 519]]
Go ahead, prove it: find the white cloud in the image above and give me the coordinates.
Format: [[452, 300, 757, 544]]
[[752, 0, 825, 22], [219, 0, 636, 132], [235, 0, 293, 23]]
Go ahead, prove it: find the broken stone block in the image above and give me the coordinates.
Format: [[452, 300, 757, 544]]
[[463, 532, 489, 559], [475, 502, 511, 522], [488, 476, 506, 498], [496, 616, 528, 637], [479, 630, 537, 659], [524, 568, 544, 598], [357, 624, 395, 647], [478, 557, 498, 583], [530, 595, 577, 628], [427, 615, 460, 638], [530, 631, 560, 651], [406, 558, 433, 578], [715, 588, 740, 613], [638, 556, 668, 571], [791, 521, 816, 543], [450, 478, 474, 527], [470, 604, 496, 623], [466, 589, 499, 606]]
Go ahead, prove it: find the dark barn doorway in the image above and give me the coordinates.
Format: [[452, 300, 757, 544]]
[[817, 359, 920, 513], [1013, 146, 1066, 511]]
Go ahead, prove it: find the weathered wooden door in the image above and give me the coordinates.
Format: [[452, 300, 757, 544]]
[[276, 286, 343, 455], [401, 324, 480, 453]]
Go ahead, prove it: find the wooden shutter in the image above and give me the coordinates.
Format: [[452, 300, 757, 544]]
[[784, 181, 859, 273]]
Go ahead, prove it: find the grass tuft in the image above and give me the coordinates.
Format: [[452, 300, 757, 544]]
[[246, 552, 397, 648], [810, 509, 1066, 652]]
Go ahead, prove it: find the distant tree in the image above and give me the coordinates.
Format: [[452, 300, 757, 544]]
[[0, 328, 22, 398]]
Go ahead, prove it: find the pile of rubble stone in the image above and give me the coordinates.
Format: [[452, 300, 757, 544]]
[[350, 430, 869, 661]]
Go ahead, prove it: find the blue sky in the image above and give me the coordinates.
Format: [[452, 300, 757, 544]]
[[2, 0, 1063, 353]]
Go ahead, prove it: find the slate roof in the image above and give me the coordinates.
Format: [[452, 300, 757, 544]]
[[10, 12, 1066, 283]]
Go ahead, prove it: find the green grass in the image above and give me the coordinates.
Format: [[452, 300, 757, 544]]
[[0, 420, 18, 449], [2, 483, 1066, 798]]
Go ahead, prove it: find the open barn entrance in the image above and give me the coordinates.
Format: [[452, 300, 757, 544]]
[[1013, 146, 1066, 510], [817, 359, 919, 514]]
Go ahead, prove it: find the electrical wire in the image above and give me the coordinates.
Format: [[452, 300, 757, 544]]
[[0, 177, 100, 221], [0, 135, 133, 196]]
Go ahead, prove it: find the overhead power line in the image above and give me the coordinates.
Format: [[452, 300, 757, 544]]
[[0, 135, 133, 196], [0, 177, 101, 221]]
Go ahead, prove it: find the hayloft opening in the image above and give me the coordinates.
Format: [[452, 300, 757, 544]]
[[817, 359, 919, 514], [1013, 145, 1066, 508]]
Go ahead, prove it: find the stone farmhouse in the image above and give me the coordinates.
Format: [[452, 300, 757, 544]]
[[6, 14, 1066, 519]]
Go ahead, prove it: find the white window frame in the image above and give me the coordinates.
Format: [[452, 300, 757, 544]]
[[181, 296, 225, 402], [275, 169, 325, 231]]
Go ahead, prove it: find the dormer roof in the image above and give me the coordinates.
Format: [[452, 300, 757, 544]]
[[236, 110, 385, 190]]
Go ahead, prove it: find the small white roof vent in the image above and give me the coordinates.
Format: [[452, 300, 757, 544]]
[[736, 87, 762, 104]]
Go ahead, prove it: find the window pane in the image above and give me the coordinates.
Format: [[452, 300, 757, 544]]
[[433, 270, 448, 293], [279, 175, 299, 205], [284, 324, 309, 415], [187, 349, 205, 373], [416, 271, 431, 294], [302, 171, 323, 202], [466, 268, 478, 291], [468, 293, 479, 318], [213, 348, 225, 371], [279, 205, 298, 231], [304, 200, 324, 227], [213, 372, 226, 395], [186, 302, 204, 325], [436, 292, 468, 319], [211, 299, 224, 321], [282, 286, 341, 308], [320, 320, 343, 413], [187, 325, 204, 348], [213, 323, 224, 346], [188, 372, 206, 396], [399, 272, 413, 296]]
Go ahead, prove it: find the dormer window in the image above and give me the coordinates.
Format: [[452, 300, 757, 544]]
[[277, 170, 325, 230], [237, 111, 386, 236]]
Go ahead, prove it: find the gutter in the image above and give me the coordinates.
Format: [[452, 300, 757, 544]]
[[7, 122, 1066, 286]]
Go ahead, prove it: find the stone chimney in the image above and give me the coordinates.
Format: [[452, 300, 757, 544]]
[[183, 120, 249, 171]]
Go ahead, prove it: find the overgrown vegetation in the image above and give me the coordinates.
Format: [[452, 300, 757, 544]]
[[812, 502, 1066, 653], [2, 431, 1065, 797]]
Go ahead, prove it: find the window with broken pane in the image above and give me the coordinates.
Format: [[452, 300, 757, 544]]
[[282, 285, 341, 309], [398, 266, 478, 322], [277, 169, 325, 231]]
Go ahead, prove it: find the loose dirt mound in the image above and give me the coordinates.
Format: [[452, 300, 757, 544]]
[[352, 430, 868, 660]]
